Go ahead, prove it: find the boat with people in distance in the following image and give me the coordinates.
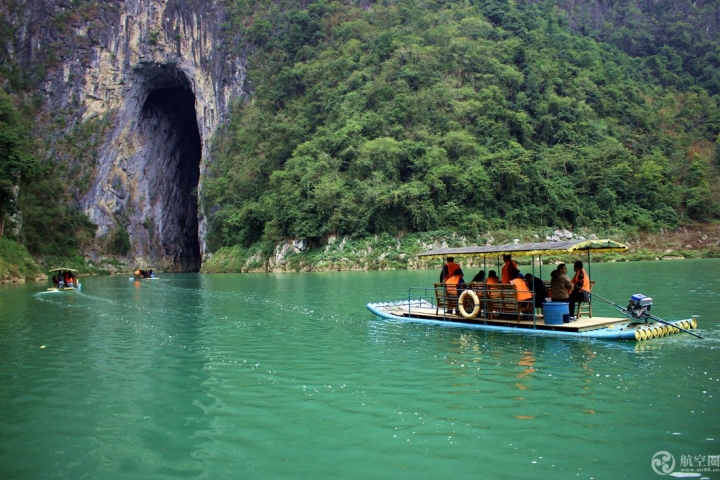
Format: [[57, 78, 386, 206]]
[[366, 240, 701, 341], [131, 267, 158, 280], [48, 267, 81, 292]]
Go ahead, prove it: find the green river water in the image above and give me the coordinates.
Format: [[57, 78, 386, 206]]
[[1, 259, 719, 479]]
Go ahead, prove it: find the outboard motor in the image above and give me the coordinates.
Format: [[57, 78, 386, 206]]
[[627, 294, 653, 319]]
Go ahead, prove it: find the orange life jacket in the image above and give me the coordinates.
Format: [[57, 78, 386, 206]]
[[501, 260, 518, 283], [511, 278, 532, 301], [485, 277, 499, 285], [445, 274, 462, 296], [572, 268, 590, 292], [444, 261, 460, 281]]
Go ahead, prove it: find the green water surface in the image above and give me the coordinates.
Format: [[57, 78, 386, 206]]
[[1, 259, 719, 479]]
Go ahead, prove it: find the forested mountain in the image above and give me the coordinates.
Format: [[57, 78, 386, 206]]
[[553, 0, 720, 95], [1, 0, 719, 271], [203, 0, 720, 254]]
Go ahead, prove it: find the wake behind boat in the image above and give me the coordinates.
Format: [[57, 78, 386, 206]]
[[366, 240, 700, 341]]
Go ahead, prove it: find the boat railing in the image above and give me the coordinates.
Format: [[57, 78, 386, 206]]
[[406, 283, 540, 324]]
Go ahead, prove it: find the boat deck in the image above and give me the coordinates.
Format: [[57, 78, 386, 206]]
[[381, 302, 635, 333]]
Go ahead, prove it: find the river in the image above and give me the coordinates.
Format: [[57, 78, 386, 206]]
[[1, 259, 719, 479]]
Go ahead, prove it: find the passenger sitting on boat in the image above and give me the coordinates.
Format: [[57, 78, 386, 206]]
[[568, 260, 590, 318], [52, 275, 59, 288], [65, 272, 74, 288], [510, 268, 532, 301], [439, 257, 461, 283], [471, 269, 485, 283], [501, 254, 518, 283], [550, 264, 572, 304], [445, 268, 466, 314], [485, 270, 500, 285], [524, 273, 547, 308]]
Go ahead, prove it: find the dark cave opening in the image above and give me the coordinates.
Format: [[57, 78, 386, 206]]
[[139, 71, 202, 272]]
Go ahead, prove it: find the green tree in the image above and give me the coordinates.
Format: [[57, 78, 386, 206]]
[[0, 88, 38, 237]]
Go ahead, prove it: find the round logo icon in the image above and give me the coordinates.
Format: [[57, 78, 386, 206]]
[[651, 451, 675, 475]]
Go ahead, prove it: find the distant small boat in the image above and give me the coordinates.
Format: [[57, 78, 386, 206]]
[[367, 240, 701, 341], [131, 267, 158, 280], [48, 267, 81, 292]]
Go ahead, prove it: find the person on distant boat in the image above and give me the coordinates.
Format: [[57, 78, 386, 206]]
[[65, 271, 74, 288], [485, 270, 500, 285], [550, 264, 572, 317], [52, 275, 59, 288], [471, 269, 485, 283], [439, 257, 460, 283], [524, 273, 547, 309], [501, 254, 518, 283], [568, 260, 590, 319], [444, 267, 466, 314]]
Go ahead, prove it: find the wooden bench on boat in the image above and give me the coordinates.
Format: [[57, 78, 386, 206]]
[[442, 282, 534, 321], [484, 283, 533, 320], [434, 282, 539, 321]]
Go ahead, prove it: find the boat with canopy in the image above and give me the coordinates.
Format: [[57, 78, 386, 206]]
[[48, 267, 81, 292], [366, 239, 701, 341]]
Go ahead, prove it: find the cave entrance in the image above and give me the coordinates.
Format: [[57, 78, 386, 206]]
[[137, 65, 201, 272]]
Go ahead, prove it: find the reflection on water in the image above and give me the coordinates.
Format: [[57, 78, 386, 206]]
[[0, 261, 718, 479]]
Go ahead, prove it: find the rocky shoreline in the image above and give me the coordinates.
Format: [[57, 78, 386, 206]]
[[3, 225, 719, 284]]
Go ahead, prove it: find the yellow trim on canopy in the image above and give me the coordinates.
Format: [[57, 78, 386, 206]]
[[49, 267, 80, 273], [418, 239, 628, 259]]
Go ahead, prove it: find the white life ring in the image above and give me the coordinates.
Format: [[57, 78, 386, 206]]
[[458, 290, 480, 319]]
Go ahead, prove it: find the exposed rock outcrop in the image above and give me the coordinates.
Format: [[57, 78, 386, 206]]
[[5, 0, 248, 271]]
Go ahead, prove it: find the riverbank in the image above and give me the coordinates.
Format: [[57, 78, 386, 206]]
[[3, 223, 719, 283], [0, 238, 45, 285], [201, 224, 720, 273]]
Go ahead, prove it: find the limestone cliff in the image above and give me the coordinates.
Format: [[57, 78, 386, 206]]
[[3, 0, 248, 271]]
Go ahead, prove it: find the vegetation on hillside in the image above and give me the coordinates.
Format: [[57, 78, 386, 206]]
[[2, 1, 720, 276], [0, 88, 38, 238], [0, 237, 43, 282], [204, 0, 720, 257], [552, 0, 720, 95], [0, 87, 97, 272]]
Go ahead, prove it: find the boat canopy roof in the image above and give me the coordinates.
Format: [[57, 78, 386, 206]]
[[49, 267, 80, 273], [418, 239, 628, 259]]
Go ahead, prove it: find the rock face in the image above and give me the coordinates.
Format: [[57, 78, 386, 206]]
[[5, 0, 247, 271]]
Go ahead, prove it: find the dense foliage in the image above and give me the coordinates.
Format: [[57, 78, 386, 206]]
[[204, 0, 720, 253], [551, 0, 720, 95], [0, 87, 96, 258], [0, 237, 43, 280], [17, 163, 98, 257], [0, 88, 38, 238]]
